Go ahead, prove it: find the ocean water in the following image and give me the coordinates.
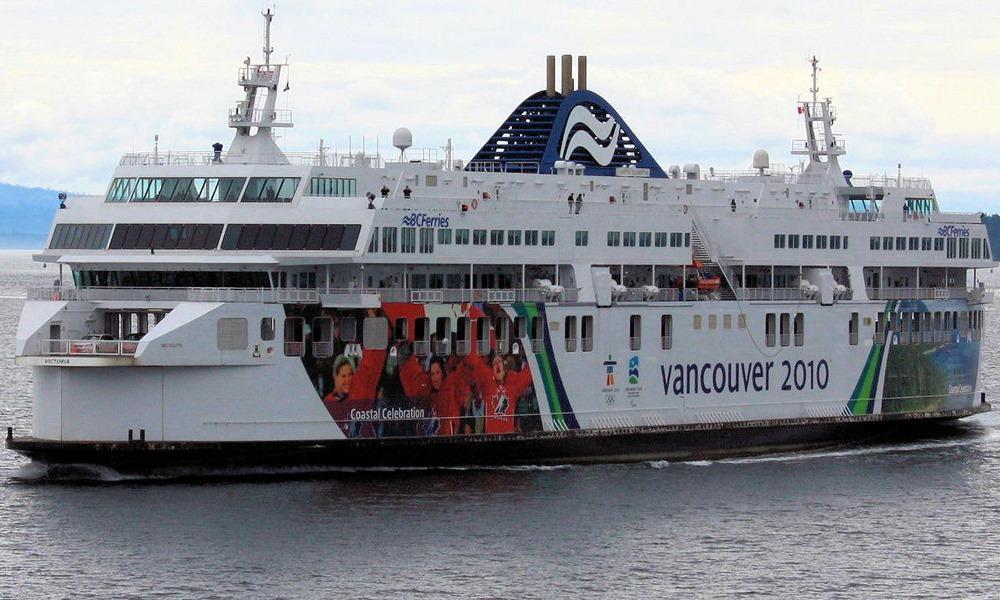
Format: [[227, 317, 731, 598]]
[[2, 251, 1000, 598]]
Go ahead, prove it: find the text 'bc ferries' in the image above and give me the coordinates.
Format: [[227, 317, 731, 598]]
[[6, 12, 995, 469]]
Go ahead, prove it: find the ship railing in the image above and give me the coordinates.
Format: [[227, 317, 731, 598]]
[[412, 340, 431, 356], [454, 340, 471, 355], [581, 337, 594, 352], [26, 286, 580, 306], [617, 288, 681, 302], [661, 336, 673, 350], [37, 338, 138, 357], [118, 151, 386, 168], [849, 175, 933, 189], [839, 210, 884, 222], [735, 288, 810, 301], [565, 338, 577, 352], [464, 161, 540, 174], [792, 137, 845, 153], [867, 287, 970, 301]]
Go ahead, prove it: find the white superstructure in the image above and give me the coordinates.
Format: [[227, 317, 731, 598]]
[[8, 13, 994, 466]]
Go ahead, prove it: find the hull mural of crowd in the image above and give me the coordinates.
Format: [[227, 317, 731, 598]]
[[289, 303, 543, 438]]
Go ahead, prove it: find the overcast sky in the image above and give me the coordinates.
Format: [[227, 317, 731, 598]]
[[3, 0, 998, 211]]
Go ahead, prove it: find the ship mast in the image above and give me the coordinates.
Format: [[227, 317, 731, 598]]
[[793, 56, 847, 185], [224, 9, 293, 165]]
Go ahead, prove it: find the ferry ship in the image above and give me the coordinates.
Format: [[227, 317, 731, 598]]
[[6, 12, 995, 470]]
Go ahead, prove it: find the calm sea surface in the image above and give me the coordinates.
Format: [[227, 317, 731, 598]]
[[2, 251, 1000, 599]]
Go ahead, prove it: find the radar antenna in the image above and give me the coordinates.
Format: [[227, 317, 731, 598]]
[[809, 55, 820, 103], [263, 8, 274, 67]]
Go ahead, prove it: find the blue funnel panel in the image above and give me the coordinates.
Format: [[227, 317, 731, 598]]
[[467, 89, 665, 178]]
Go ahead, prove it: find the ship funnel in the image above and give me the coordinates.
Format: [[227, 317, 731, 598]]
[[578, 56, 587, 90], [561, 54, 573, 96], [546, 55, 556, 97]]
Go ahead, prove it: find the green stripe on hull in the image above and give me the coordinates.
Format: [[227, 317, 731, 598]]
[[514, 303, 566, 430]]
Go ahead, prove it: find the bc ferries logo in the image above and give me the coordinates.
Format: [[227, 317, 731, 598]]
[[559, 104, 621, 166], [937, 225, 970, 238], [401, 213, 450, 228]]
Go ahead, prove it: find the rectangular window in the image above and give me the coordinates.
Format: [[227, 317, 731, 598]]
[[774, 234, 786, 249], [802, 235, 814, 249], [575, 231, 589, 246], [381, 226, 398, 253], [542, 230, 555, 246], [639, 232, 652, 247], [870, 236, 880, 250], [909, 237, 919, 251], [946, 237, 957, 258], [671, 232, 684, 248], [283, 317, 305, 356], [849, 312, 859, 346], [693, 315, 702, 330], [565, 315, 577, 352], [831, 236, 842, 250], [307, 177, 357, 197], [312, 317, 334, 357], [895, 236, 906, 251], [437, 229, 452, 245], [419, 227, 434, 253], [685, 233, 691, 247], [260, 317, 276, 341], [934, 237, 944, 252], [490, 229, 505, 245], [921, 237, 932, 251], [507, 230, 521, 246], [400, 227, 416, 253], [581, 315, 594, 352], [780, 313, 791, 347], [765, 313, 776, 347], [959, 238, 970, 259], [629, 315, 641, 351], [530, 316, 544, 352], [972, 238, 982, 259], [525, 230, 539, 246], [607, 231, 621, 247], [660, 315, 673, 350], [817, 235, 828, 250], [883, 236, 893, 251], [793, 313, 804, 346], [655, 232, 668, 247], [473, 229, 487, 245], [788, 234, 800, 249], [455, 228, 469, 245]]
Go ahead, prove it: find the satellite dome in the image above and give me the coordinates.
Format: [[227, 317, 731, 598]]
[[753, 149, 770, 171], [393, 128, 413, 153]]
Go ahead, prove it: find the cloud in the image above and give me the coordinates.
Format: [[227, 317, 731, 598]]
[[2, 0, 999, 211]]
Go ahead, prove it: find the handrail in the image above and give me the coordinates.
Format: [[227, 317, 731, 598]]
[[38, 338, 138, 357]]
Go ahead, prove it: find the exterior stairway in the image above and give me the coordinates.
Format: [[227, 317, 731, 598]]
[[690, 225, 737, 300]]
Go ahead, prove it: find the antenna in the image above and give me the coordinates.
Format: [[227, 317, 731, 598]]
[[809, 55, 820, 103], [262, 8, 274, 67]]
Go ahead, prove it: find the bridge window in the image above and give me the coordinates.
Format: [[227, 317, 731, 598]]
[[832, 235, 844, 250], [490, 229, 504, 245], [507, 230, 521, 245], [525, 230, 539, 246], [802, 235, 813, 249], [106, 177, 246, 203], [400, 227, 416, 253], [870, 236, 880, 250], [382, 227, 398, 252], [817, 235, 828, 249], [895, 236, 906, 251], [473, 229, 487, 245], [542, 230, 556, 246], [242, 177, 301, 202], [921, 237, 932, 251], [935, 238, 945, 252], [437, 228, 452, 245], [623, 232, 637, 247], [946, 238, 957, 258], [639, 232, 652, 247], [575, 231, 589, 246], [111, 224, 223, 250], [49, 224, 113, 250], [655, 232, 668, 247], [788, 235, 800, 249], [774, 234, 786, 249], [455, 229, 469, 245], [219, 224, 359, 251], [607, 231, 621, 247], [959, 238, 970, 259]]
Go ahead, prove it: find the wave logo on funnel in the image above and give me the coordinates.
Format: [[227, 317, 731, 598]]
[[559, 104, 621, 166]]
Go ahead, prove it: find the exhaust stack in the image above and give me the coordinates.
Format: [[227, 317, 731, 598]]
[[561, 54, 573, 96], [546, 55, 556, 97], [578, 55, 587, 90]]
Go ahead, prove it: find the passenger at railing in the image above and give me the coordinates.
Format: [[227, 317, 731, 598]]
[[575, 193, 583, 214], [380, 185, 390, 198], [212, 142, 223, 163], [567, 193, 574, 213], [403, 185, 412, 199], [366, 191, 376, 209]]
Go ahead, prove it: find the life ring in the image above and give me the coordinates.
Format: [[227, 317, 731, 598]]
[[471, 198, 479, 210], [683, 205, 688, 214]]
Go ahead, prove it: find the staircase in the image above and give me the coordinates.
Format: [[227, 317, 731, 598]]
[[689, 220, 738, 301]]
